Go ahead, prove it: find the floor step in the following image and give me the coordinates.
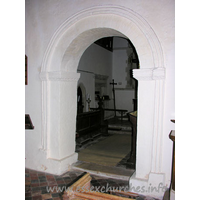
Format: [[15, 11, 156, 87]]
[[72, 161, 135, 181], [108, 126, 131, 134]]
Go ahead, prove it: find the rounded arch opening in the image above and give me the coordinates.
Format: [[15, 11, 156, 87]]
[[61, 28, 127, 72], [40, 5, 165, 180], [41, 6, 164, 73], [75, 35, 140, 168]]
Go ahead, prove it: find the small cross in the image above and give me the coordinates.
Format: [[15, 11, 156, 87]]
[[110, 79, 117, 87]]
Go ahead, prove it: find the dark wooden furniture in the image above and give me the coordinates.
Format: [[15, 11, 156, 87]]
[[169, 128, 175, 192], [127, 111, 137, 169], [104, 108, 128, 123], [77, 87, 84, 114], [132, 99, 137, 111], [76, 111, 101, 146]]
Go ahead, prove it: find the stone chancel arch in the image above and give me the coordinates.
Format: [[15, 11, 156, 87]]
[[40, 5, 166, 197], [41, 5, 164, 73]]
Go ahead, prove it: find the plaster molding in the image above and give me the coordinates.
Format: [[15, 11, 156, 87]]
[[151, 80, 165, 173], [40, 71, 80, 82], [152, 68, 166, 80], [129, 172, 166, 198], [132, 68, 165, 81], [41, 5, 164, 72], [132, 69, 152, 81], [40, 80, 49, 151]]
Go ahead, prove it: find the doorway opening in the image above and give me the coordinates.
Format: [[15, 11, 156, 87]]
[[74, 36, 139, 177], [40, 5, 165, 179]]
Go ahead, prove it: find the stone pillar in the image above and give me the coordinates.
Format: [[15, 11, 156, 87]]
[[129, 68, 166, 198], [40, 71, 80, 174]]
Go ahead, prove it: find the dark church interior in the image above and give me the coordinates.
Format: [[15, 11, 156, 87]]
[[74, 37, 138, 178]]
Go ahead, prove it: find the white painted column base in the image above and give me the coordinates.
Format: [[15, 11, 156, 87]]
[[129, 172, 166, 199], [26, 152, 78, 176], [170, 189, 175, 200], [48, 152, 78, 175]]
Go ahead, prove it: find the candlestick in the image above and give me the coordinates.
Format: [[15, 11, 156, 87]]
[[86, 97, 91, 112]]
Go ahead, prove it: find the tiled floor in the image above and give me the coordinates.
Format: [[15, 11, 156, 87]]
[[25, 168, 130, 200], [25, 168, 159, 200]]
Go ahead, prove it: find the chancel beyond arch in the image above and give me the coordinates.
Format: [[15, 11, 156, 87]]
[[39, 5, 166, 193]]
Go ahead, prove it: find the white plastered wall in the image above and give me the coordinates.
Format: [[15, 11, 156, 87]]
[[26, 1, 174, 198], [77, 43, 113, 110]]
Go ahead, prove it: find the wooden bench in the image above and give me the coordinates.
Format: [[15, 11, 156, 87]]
[[76, 110, 101, 146], [104, 108, 128, 123]]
